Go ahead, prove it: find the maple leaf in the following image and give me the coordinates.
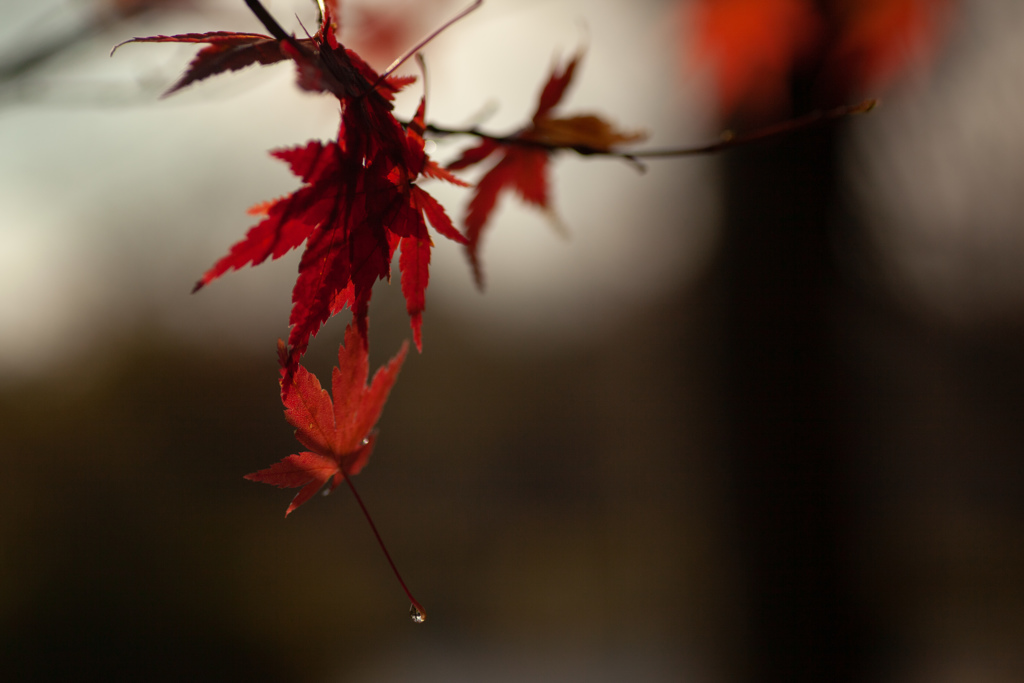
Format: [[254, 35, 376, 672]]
[[112, 32, 290, 96], [122, 2, 466, 367], [246, 323, 408, 516], [113, 4, 412, 102], [391, 95, 469, 350], [447, 52, 643, 287], [254, 88, 465, 366]]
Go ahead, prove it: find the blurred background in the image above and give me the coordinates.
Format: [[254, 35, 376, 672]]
[[1, 0, 1023, 681]]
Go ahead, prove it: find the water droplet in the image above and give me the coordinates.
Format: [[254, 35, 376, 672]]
[[409, 603, 426, 624]]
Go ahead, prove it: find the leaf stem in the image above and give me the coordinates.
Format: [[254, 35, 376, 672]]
[[342, 469, 426, 621]]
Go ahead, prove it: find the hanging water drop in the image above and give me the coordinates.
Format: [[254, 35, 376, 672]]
[[409, 603, 426, 624]]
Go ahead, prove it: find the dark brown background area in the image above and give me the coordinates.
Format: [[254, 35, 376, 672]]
[[3, 260, 1024, 682]]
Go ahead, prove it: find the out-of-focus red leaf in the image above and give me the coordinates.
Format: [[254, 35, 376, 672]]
[[534, 52, 580, 121], [687, 0, 823, 118], [246, 323, 407, 516], [447, 138, 500, 172], [825, 0, 953, 94], [683, 0, 954, 116], [345, 0, 453, 69], [349, 5, 413, 68], [460, 148, 545, 286]]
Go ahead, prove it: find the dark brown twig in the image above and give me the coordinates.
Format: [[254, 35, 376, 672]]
[[423, 99, 879, 164], [243, 0, 309, 55]]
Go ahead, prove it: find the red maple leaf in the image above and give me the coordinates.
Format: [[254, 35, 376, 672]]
[[112, 31, 291, 96], [390, 94, 469, 349], [113, 2, 409, 101], [120, 2, 466, 366], [211, 85, 466, 368], [245, 323, 408, 516], [448, 52, 643, 287]]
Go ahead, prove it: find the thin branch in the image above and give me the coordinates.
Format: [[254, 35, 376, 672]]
[[243, 0, 309, 55], [627, 99, 879, 158], [422, 99, 879, 163]]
